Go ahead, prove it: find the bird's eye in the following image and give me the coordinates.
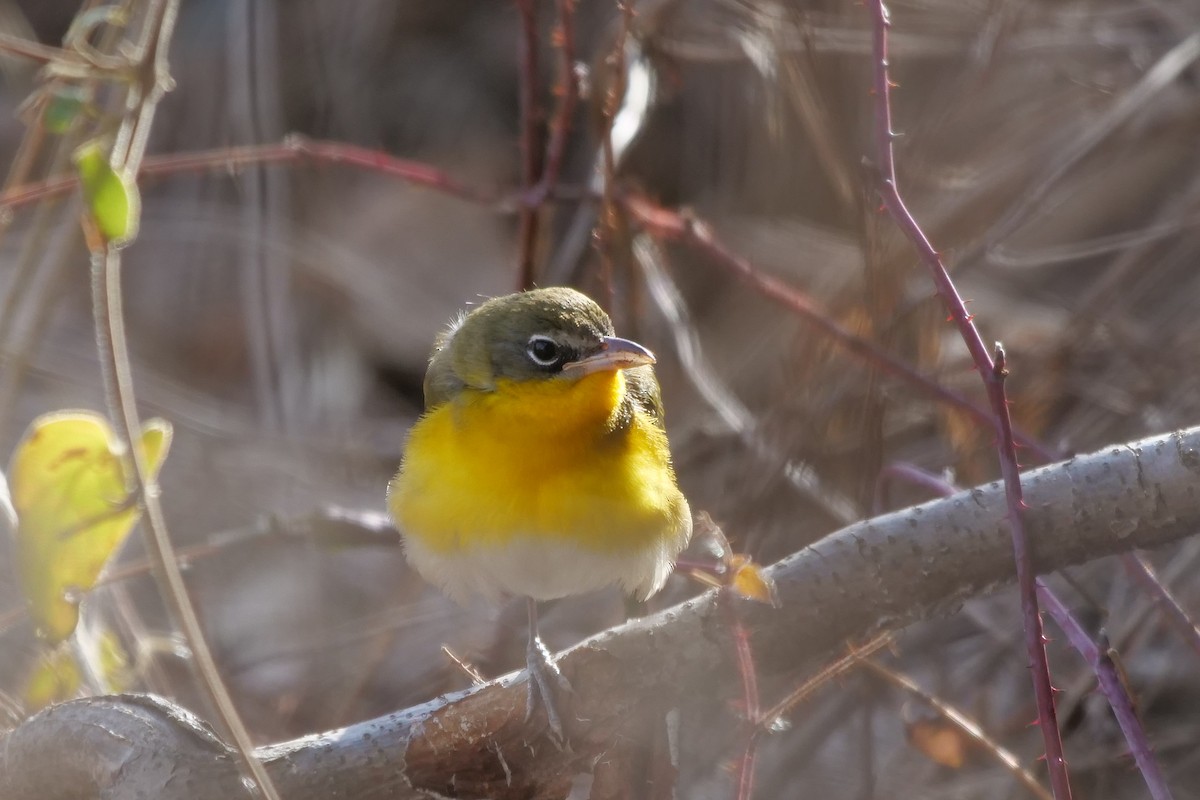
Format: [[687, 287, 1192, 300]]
[[526, 335, 562, 367]]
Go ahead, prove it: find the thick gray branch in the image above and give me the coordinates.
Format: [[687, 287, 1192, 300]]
[[4, 427, 1199, 800]]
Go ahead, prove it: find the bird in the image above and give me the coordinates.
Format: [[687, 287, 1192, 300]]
[[388, 286, 692, 738]]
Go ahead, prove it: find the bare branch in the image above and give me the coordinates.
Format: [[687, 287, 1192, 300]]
[[4, 425, 1200, 799]]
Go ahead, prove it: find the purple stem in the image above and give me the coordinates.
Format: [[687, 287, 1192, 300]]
[[721, 590, 761, 800], [1038, 586, 1175, 800], [866, 3, 1071, 794], [880, 461, 1177, 799], [872, 461, 955, 515]]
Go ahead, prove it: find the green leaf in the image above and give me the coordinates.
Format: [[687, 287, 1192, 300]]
[[72, 139, 140, 246], [8, 411, 172, 643], [42, 86, 91, 134]]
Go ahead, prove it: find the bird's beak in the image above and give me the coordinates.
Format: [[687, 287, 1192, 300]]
[[562, 336, 656, 375]]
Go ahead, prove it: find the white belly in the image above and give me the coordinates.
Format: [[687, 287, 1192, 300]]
[[403, 532, 682, 606]]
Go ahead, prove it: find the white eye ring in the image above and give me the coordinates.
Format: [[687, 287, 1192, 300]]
[[526, 335, 562, 366]]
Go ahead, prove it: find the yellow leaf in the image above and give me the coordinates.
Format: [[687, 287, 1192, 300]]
[[9, 411, 172, 643], [20, 630, 130, 711], [729, 556, 780, 607], [22, 647, 80, 711]]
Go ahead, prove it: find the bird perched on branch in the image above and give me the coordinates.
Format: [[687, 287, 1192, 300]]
[[388, 287, 692, 738]]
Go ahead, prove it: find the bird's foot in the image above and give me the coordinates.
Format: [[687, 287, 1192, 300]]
[[525, 634, 573, 745]]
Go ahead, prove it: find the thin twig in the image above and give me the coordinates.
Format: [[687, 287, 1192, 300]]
[[533, 0, 580, 207], [865, 3, 1070, 795], [732, 634, 893, 800], [93, 244, 282, 800], [761, 634, 893, 733], [0, 135, 498, 212], [1122, 554, 1200, 662], [862, 659, 1053, 800], [621, 193, 1042, 452], [84, 2, 279, 798], [0, 32, 80, 65], [635, 234, 860, 524]]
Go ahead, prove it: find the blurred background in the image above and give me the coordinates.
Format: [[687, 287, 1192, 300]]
[[3, 0, 1200, 797]]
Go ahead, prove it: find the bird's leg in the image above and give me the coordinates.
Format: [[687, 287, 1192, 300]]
[[524, 597, 572, 742]]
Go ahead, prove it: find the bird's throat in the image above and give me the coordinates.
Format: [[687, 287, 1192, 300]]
[[464, 370, 628, 440]]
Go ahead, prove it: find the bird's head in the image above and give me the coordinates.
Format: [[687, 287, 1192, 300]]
[[423, 287, 656, 409]]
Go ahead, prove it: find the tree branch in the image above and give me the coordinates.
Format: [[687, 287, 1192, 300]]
[[5, 425, 1200, 799]]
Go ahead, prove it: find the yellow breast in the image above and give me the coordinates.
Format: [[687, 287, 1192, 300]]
[[388, 370, 689, 557]]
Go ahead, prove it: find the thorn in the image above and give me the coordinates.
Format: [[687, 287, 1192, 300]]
[[888, 79, 899, 89], [1019, 500, 1030, 509], [965, 313, 975, 322]]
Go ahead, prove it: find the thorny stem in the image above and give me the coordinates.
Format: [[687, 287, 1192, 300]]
[[878, 464, 1174, 799], [1037, 587, 1175, 800], [531, 0, 580, 208], [594, 0, 637, 309], [512, 0, 582, 291], [721, 591, 760, 800], [514, 0, 543, 290], [866, 3, 1071, 796]]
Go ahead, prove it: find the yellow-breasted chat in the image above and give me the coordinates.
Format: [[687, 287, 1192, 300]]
[[388, 287, 692, 737]]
